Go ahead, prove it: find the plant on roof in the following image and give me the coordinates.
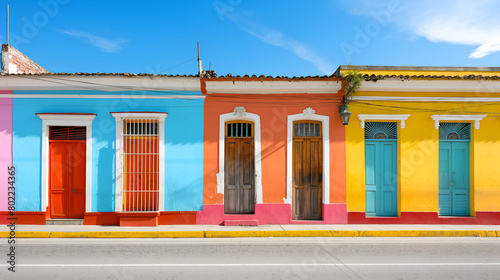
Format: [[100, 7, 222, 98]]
[[343, 68, 362, 99]]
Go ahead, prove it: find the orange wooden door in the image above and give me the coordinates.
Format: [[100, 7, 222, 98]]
[[49, 141, 86, 218], [292, 121, 322, 220]]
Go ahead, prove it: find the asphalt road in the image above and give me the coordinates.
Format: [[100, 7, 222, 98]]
[[1, 237, 499, 279]]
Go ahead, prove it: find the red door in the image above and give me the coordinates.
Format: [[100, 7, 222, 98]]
[[49, 141, 86, 218]]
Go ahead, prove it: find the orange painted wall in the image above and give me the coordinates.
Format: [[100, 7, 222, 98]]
[[203, 91, 346, 206]]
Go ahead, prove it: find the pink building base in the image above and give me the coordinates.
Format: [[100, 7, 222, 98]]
[[196, 203, 347, 225]]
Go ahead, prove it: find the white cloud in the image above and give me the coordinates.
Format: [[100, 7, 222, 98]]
[[469, 42, 500, 59], [223, 11, 334, 74], [62, 30, 126, 53], [342, 0, 500, 59]]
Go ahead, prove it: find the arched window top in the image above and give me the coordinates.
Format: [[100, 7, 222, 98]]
[[365, 122, 397, 140], [439, 123, 471, 140]]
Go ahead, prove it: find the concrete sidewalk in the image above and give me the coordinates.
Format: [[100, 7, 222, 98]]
[[2, 224, 500, 238]]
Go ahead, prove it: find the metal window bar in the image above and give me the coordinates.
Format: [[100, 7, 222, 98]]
[[122, 118, 159, 212], [226, 123, 253, 137], [294, 123, 321, 137]]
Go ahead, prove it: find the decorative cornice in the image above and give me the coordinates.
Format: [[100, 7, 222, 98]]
[[205, 80, 342, 94], [36, 113, 96, 121], [233, 106, 246, 117], [357, 114, 411, 129], [302, 107, 316, 118], [431, 114, 487, 129]]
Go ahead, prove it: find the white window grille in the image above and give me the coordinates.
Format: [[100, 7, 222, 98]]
[[112, 113, 167, 212], [122, 118, 159, 211]]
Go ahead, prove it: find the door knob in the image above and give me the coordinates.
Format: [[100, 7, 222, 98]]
[[450, 183, 452, 186]]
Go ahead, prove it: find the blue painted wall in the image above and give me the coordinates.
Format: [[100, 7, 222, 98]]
[[12, 90, 204, 212]]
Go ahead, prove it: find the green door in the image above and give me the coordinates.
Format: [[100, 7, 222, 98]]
[[438, 123, 471, 216], [364, 122, 398, 217]]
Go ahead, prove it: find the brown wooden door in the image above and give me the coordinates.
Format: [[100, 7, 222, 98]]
[[49, 141, 86, 219], [224, 137, 255, 214], [293, 121, 322, 220]]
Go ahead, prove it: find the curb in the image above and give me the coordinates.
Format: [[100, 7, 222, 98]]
[[0, 230, 498, 238]]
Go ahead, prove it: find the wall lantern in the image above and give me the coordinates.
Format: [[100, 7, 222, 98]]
[[338, 103, 351, 125]]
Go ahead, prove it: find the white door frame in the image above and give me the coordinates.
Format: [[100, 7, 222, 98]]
[[286, 108, 330, 204], [37, 113, 96, 214], [217, 107, 263, 204]]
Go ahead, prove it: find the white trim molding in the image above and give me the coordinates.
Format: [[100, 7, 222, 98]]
[[206, 80, 342, 94], [353, 79, 500, 93], [357, 114, 411, 129], [286, 108, 330, 205], [431, 114, 487, 129], [0, 75, 201, 92], [218, 107, 263, 204], [0, 94, 205, 100], [111, 112, 168, 212], [37, 113, 96, 213], [352, 96, 500, 102]]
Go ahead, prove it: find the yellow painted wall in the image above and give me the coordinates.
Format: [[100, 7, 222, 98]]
[[346, 96, 500, 214]]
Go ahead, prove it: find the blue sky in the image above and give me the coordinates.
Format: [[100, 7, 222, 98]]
[[2, 0, 500, 76]]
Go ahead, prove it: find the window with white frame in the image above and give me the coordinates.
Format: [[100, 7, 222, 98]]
[[111, 113, 167, 212]]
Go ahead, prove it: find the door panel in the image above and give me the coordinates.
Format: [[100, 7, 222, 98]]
[[310, 186, 320, 218], [439, 141, 470, 216], [68, 142, 86, 218], [241, 139, 254, 213], [438, 142, 452, 216], [224, 138, 255, 214], [381, 143, 397, 216], [293, 138, 322, 220], [365, 143, 377, 216], [310, 141, 320, 186], [383, 144, 395, 186], [49, 143, 68, 218], [365, 141, 397, 217], [225, 139, 237, 214]]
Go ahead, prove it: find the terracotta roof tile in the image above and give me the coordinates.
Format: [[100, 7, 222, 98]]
[[209, 74, 337, 80]]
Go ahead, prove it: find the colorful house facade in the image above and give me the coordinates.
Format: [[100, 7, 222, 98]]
[[197, 76, 348, 225], [338, 65, 500, 224], [2, 44, 500, 226], [0, 45, 205, 226]]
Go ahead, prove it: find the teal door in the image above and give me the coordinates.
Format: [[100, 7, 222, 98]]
[[439, 123, 471, 216], [364, 122, 398, 217]]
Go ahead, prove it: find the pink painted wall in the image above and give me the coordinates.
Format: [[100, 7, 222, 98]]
[[196, 204, 291, 225], [196, 203, 348, 225], [0, 91, 13, 211]]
